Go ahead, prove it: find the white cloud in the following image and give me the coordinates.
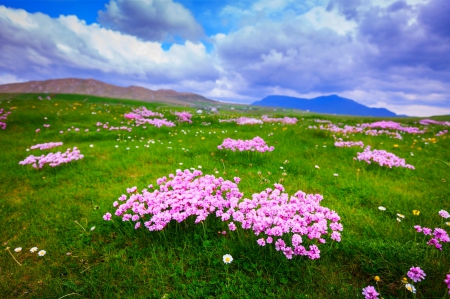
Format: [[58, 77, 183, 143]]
[[300, 6, 357, 35], [97, 0, 204, 42], [0, 6, 219, 85], [379, 103, 450, 117], [0, 1, 449, 117], [0, 73, 24, 85]]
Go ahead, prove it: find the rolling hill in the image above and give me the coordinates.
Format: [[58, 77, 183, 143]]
[[0, 78, 217, 106]]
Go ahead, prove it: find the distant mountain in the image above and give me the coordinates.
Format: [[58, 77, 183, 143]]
[[0, 78, 217, 105], [252, 95, 399, 117]]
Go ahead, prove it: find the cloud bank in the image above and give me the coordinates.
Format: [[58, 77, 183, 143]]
[[0, 0, 449, 116]]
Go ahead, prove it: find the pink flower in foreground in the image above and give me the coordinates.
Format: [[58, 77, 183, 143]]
[[444, 274, 450, 294], [257, 238, 266, 246], [439, 210, 450, 219], [362, 285, 379, 299], [407, 266, 426, 283], [107, 169, 342, 260], [103, 213, 112, 221], [228, 222, 237, 231]]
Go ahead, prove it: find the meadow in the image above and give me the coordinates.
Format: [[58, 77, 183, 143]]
[[0, 93, 449, 299]]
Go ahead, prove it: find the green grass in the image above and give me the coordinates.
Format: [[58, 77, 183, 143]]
[[1, 93, 449, 298]]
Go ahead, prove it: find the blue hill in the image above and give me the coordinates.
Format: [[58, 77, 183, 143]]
[[251, 95, 399, 117]]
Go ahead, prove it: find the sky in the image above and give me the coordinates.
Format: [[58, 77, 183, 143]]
[[0, 0, 449, 116]]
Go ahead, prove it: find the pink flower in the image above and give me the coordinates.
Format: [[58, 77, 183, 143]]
[[331, 231, 341, 242], [257, 238, 266, 246], [422, 227, 432, 235], [103, 212, 112, 221], [362, 286, 379, 299], [228, 222, 237, 231], [444, 274, 450, 294], [407, 266, 426, 283], [439, 210, 450, 219], [275, 239, 286, 251]]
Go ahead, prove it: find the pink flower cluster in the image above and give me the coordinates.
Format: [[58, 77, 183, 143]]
[[362, 286, 379, 299], [364, 129, 402, 140], [220, 117, 263, 125], [19, 147, 84, 169], [108, 170, 242, 228], [414, 210, 450, 251], [104, 169, 343, 260], [124, 107, 174, 127], [436, 130, 448, 137], [355, 146, 414, 169], [407, 266, 426, 283], [334, 141, 364, 148], [30, 142, 63, 150], [314, 120, 425, 138], [420, 119, 450, 126], [130, 107, 163, 118], [0, 108, 12, 130], [445, 275, 450, 294], [135, 118, 176, 128], [124, 113, 141, 120], [174, 111, 193, 123], [366, 121, 425, 134], [225, 184, 343, 260], [261, 115, 298, 124], [217, 137, 274, 153]]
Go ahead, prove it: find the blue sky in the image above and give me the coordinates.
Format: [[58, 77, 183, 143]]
[[0, 0, 449, 116]]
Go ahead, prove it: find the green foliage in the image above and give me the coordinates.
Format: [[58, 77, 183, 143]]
[[0, 93, 449, 298]]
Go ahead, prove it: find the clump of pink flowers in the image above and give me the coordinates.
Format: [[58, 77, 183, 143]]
[[436, 130, 448, 137], [220, 117, 263, 125], [414, 210, 450, 250], [367, 121, 425, 134], [104, 169, 343, 260], [30, 142, 63, 150], [217, 137, 274, 153], [361, 285, 379, 299], [313, 120, 425, 139], [135, 118, 176, 128], [124, 112, 142, 120], [124, 107, 174, 127], [223, 183, 343, 260], [173, 111, 193, 123], [420, 119, 450, 126], [407, 266, 426, 283], [19, 147, 84, 169], [355, 146, 414, 169], [334, 141, 364, 148], [130, 107, 164, 118], [445, 274, 450, 294], [0, 108, 12, 130], [261, 115, 298, 124]]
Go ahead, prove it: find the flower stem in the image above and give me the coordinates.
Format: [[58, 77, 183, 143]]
[[6, 248, 22, 266]]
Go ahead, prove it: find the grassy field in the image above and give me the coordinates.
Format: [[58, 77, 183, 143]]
[[1, 93, 449, 298]]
